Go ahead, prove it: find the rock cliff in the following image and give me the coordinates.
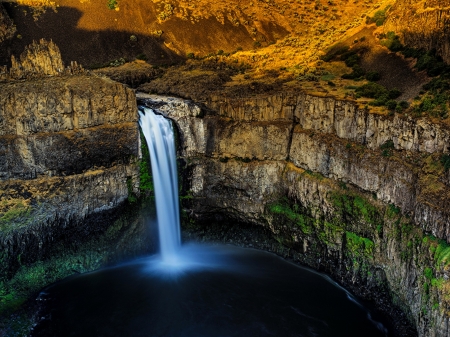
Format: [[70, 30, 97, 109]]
[[139, 92, 450, 337], [0, 41, 141, 319]]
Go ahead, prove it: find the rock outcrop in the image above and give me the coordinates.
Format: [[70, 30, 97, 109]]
[[139, 92, 450, 337], [1, 39, 84, 81]]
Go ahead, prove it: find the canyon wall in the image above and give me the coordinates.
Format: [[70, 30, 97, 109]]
[[140, 92, 450, 337], [0, 41, 142, 318]]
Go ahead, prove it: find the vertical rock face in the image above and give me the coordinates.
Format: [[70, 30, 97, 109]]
[[385, 0, 450, 63], [0, 42, 140, 315], [139, 92, 450, 337]]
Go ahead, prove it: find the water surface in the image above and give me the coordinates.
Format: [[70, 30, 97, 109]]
[[34, 245, 389, 337]]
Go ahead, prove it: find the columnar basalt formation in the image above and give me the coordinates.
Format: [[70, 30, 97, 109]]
[[140, 92, 450, 337], [0, 42, 140, 316]]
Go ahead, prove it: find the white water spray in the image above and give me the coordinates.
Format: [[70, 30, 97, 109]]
[[138, 107, 181, 264]]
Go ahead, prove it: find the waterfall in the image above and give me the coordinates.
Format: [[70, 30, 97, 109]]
[[138, 107, 181, 264]]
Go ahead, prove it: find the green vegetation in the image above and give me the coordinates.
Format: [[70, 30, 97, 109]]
[[380, 139, 395, 157], [423, 235, 450, 268], [330, 191, 379, 225], [345, 231, 374, 258], [424, 267, 433, 280], [441, 154, 450, 172], [379, 31, 403, 52], [366, 6, 390, 26], [386, 203, 401, 218], [107, 0, 118, 10], [354, 82, 402, 109], [0, 201, 31, 229], [376, 32, 450, 118], [136, 53, 148, 61], [269, 199, 313, 235], [139, 133, 154, 197], [127, 178, 137, 203]]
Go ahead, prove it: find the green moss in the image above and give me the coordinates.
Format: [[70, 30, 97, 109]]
[[345, 231, 374, 258], [386, 203, 401, 218], [127, 177, 137, 203], [424, 267, 433, 280], [330, 191, 379, 225], [0, 201, 31, 230], [318, 221, 344, 245], [366, 7, 390, 26], [303, 170, 324, 181], [139, 133, 154, 196], [269, 201, 313, 235], [422, 235, 450, 268]]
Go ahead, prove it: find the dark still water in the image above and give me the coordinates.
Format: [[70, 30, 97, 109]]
[[33, 245, 389, 337]]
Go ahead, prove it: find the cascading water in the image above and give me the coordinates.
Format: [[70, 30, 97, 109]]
[[138, 107, 181, 264]]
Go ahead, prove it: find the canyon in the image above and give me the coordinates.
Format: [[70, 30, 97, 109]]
[[1, 0, 450, 336]]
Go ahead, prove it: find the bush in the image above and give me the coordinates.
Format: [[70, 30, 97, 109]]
[[355, 82, 388, 98], [342, 65, 365, 80], [366, 8, 389, 26], [441, 154, 450, 171], [344, 53, 360, 67], [365, 71, 380, 81], [398, 101, 409, 110], [355, 83, 403, 109], [388, 88, 402, 99], [136, 53, 147, 61], [107, 0, 118, 9], [386, 100, 397, 110]]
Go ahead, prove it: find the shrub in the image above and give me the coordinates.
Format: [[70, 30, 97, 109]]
[[386, 100, 397, 110], [441, 154, 450, 171], [398, 101, 410, 109], [388, 88, 402, 99], [355, 82, 388, 98], [365, 71, 380, 81], [366, 8, 389, 26], [344, 53, 360, 67], [342, 65, 365, 80], [107, 0, 118, 9], [136, 53, 147, 61], [380, 140, 395, 156]]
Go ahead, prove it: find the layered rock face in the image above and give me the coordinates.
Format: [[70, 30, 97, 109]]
[[0, 41, 140, 314], [140, 92, 450, 336], [385, 0, 450, 63]]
